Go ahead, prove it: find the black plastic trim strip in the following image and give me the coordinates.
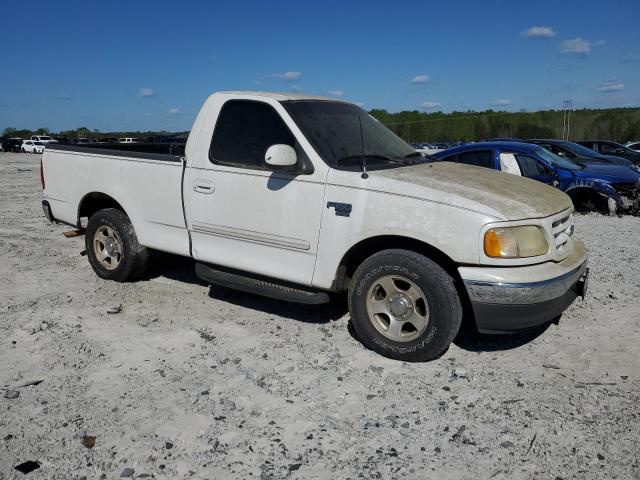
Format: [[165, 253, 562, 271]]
[[195, 262, 330, 304], [45, 143, 182, 162]]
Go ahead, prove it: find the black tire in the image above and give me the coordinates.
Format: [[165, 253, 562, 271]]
[[85, 208, 148, 282], [348, 249, 462, 361]]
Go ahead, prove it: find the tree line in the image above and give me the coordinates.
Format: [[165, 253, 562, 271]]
[[1, 126, 188, 140], [3, 106, 639, 143], [369, 107, 640, 143]]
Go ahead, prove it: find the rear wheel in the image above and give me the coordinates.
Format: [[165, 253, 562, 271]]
[[348, 249, 462, 361], [85, 208, 148, 282]]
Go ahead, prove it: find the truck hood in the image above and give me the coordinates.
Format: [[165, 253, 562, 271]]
[[366, 162, 572, 220], [566, 163, 640, 184]]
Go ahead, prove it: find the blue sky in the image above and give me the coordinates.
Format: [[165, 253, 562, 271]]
[[1, 0, 639, 132]]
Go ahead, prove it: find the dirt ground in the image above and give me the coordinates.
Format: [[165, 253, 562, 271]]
[[1, 152, 639, 479]]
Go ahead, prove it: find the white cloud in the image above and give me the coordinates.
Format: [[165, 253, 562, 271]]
[[521, 26, 557, 38], [138, 88, 155, 97], [621, 54, 640, 63], [559, 38, 591, 56], [326, 89, 344, 97], [420, 101, 441, 109], [597, 82, 624, 93], [270, 71, 302, 81], [493, 99, 512, 106], [410, 74, 430, 84], [56, 94, 71, 100], [167, 107, 181, 116]]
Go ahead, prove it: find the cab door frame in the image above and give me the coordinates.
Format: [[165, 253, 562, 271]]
[[183, 93, 330, 286]]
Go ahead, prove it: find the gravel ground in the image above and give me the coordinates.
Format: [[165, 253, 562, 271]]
[[1, 152, 639, 479]]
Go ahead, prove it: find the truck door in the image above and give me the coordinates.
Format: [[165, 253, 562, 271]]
[[184, 99, 326, 287]]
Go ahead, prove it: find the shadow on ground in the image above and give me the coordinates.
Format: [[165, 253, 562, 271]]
[[453, 320, 552, 352], [142, 251, 207, 286], [208, 287, 348, 324], [142, 251, 552, 353]]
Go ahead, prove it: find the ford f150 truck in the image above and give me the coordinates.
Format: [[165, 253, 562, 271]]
[[41, 91, 588, 361]]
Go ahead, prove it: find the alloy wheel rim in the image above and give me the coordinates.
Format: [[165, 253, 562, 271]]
[[365, 275, 430, 342], [93, 225, 123, 270]]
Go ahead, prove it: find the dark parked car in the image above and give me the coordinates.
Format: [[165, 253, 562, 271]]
[[624, 141, 640, 151], [528, 139, 637, 171], [433, 141, 640, 215], [577, 140, 640, 165], [1, 137, 26, 152]]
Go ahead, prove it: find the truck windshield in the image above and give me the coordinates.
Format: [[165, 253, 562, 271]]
[[535, 147, 579, 171], [281, 100, 418, 170]]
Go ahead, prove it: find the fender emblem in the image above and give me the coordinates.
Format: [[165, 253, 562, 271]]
[[327, 202, 352, 217]]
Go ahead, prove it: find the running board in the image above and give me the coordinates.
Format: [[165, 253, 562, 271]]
[[195, 263, 330, 304]]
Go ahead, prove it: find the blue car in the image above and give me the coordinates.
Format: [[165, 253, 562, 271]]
[[432, 141, 640, 215]]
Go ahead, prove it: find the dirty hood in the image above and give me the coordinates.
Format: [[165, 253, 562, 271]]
[[370, 162, 572, 220]]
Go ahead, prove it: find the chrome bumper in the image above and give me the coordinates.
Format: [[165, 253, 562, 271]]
[[459, 239, 588, 333]]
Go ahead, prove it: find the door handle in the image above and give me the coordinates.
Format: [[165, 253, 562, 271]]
[[193, 180, 215, 194]]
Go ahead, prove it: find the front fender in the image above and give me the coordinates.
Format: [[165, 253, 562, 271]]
[[311, 186, 498, 289]]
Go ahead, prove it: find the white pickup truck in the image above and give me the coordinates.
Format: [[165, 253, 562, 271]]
[[41, 91, 588, 361]]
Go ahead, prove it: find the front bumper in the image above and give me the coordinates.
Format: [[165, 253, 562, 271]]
[[459, 239, 588, 334]]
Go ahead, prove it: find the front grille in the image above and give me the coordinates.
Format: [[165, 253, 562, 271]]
[[552, 213, 573, 254]]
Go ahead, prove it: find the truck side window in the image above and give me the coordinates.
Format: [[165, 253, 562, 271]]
[[210, 100, 295, 170], [457, 150, 493, 168], [514, 154, 547, 177]]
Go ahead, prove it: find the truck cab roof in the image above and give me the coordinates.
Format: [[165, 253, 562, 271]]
[[213, 91, 348, 103]]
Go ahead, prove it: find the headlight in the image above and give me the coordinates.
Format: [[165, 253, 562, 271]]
[[484, 226, 548, 258]]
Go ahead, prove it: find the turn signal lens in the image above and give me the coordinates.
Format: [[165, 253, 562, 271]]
[[484, 226, 548, 258]]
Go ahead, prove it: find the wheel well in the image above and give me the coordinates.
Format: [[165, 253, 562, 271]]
[[78, 192, 126, 225], [335, 235, 476, 331], [334, 235, 461, 291], [566, 187, 607, 212]]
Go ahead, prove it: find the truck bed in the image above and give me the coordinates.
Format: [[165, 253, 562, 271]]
[[42, 143, 190, 257]]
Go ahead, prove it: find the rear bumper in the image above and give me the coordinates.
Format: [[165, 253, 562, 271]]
[[459, 239, 588, 334]]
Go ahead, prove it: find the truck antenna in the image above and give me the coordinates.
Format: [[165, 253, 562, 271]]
[[358, 115, 369, 179]]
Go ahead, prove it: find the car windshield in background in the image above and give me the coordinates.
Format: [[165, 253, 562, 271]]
[[565, 142, 602, 157], [281, 101, 418, 170], [535, 147, 579, 171], [39, 137, 52, 141], [33, 142, 45, 146]]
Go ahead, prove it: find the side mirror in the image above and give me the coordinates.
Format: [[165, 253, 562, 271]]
[[264, 144, 297, 169], [615, 148, 624, 154]]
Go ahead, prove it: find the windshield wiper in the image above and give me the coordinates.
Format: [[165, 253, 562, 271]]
[[336, 154, 399, 163], [401, 151, 426, 163]]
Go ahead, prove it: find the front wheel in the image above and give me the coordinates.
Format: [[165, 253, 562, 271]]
[[348, 249, 462, 361], [85, 208, 148, 282]]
